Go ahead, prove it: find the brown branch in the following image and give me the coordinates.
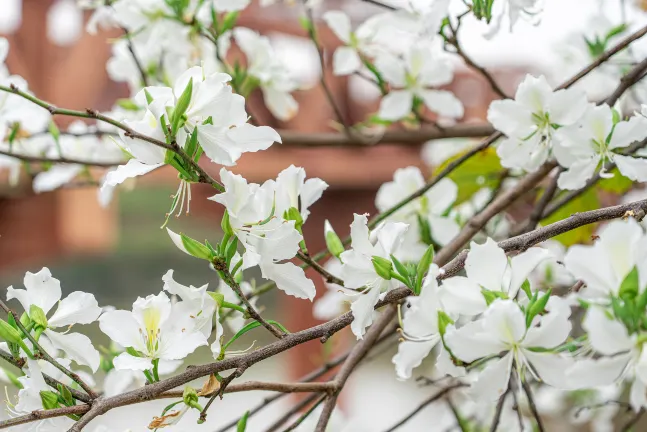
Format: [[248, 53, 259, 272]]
[[0, 300, 98, 399], [120, 26, 149, 87], [297, 250, 344, 286], [521, 379, 545, 432], [489, 386, 510, 432], [433, 163, 557, 266], [621, 408, 645, 431], [382, 384, 467, 432], [264, 393, 321, 432], [0, 149, 123, 167], [61, 198, 647, 431], [159, 380, 336, 399], [0, 405, 90, 429], [314, 305, 397, 431], [510, 168, 562, 236], [216, 259, 285, 339], [606, 56, 647, 105], [0, 349, 92, 404], [283, 394, 328, 432]]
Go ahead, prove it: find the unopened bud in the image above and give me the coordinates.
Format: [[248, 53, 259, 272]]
[[372, 256, 393, 280]]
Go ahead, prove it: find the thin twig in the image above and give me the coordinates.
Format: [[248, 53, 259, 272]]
[[489, 387, 510, 432], [0, 84, 223, 192], [283, 394, 328, 431], [0, 300, 98, 399], [120, 26, 149, 87], [510, 168, 562, 236], [0, 405, 90, 429], [216, 259, 285, 339], [265, 393, 321, 432], [521, 379, 545, 432], [297, 251, 344, 286], [315, 305, 397, 431], [621, 408, 645, 431], [0, 149, 123, 167], [382, 384, 467, 432]]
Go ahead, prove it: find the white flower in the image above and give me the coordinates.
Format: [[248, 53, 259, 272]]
[[459, 237, 552, 310], [376, 44, 463, 121], [446, 298, 573, 401], [376, 166, 459, 256], [313, 258, 354, 321], [99, 292, 208, 371], [488, 75, 588, 172], [340, 213, 408, 339], [485, 0, 542, 38], [564, 218, 647, 300], [322, 10, 382, 76], [392, 269, 466, 380], [567, 306, 647, 411], [208, 168, 317, 300], [162, 270, 223, 357], [233, 27, 300, 121], [554, 104, 647, 190], [275, 164, 328, 222], [7, 268, 102, 372], [529, 240, 575, 289]]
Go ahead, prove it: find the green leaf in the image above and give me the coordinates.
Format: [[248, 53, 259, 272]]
[[225, 237, 239, 264], [437, 310, 454, 337], [481, 289, 507, 305], [541, 188, 599, 246], [415, 245, 435, 295], [599, 168, 633, 193], [57, 384, 74, 406], [416, 213, 434, 246], [116, 98, 141, 111], [437, 147, 503, 205], [222, 320, 289, 352], [526, 289, 551, 328], [520, 279, 532, 300], [372, 256, 393, 280], [324, 220, 345, 260], [221, 11, 240, 32], [390, 254, 410, 280], [619, 267, 640, 300], [237, 410, 250, 432], [605, 23, 628, 43], [184, 128, 199, 159], [144, 89, 154, 105], [221, 210, 234, 236], [171, 77, 193, 134]]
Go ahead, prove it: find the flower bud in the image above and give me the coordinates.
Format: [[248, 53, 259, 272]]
[[40, 390, 60, 410], [372, 256, 393, 280], [183, 386, 198, 406], [208, 292, 225, 308], [324, 220, 344, 260], [29, 305, 48, 330]]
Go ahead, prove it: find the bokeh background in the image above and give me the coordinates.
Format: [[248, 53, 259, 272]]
[[1, 0, 647, 430]]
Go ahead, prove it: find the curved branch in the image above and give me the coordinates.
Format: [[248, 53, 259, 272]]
[[0, 149, 123, 167]]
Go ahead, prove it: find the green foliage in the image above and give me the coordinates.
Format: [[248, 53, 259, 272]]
[[542, 188, 599, 246], [437, 147, 503, 205]]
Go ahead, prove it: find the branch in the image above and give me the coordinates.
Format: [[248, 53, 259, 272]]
[[0, 149, 123, 167], [216, 259, 286, 339], [521, 379, 545, 432], [433, 162, 557, 266], [303, 5, 349, 131], [159, 380, 335, 399], [0, 405, 90, 429], [61, 198, 647, 430], [509, 168, 561, 236], [265, 393, 322, 432], [120, 27, 149, 87], [314, 305, 397, 431], [0, 300, 98, 399], [621, 408, 645, 431], [382, 384, 467, 432], [0, 349, 92, 404], [283, 394, 327, 432], [488, 386, 510, 432], [297, 251, 344, 286], [0, 84, 224, 192]]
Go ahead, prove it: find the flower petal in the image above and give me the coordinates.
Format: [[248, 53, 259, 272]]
[[44, 330, 100, 372], [259, 261, 316, 300], [392, 338, 438, 381], [113, 352, 153, 371], [470, 352, 513, 401], [332, 46, 361, 76], [465, 238, 507, 293], [378, 90, 413, 121], [350, 283, 382, 339], [7, 267, 62, 315], [583, 307, 633, 355], [48, 291, 102, 328]]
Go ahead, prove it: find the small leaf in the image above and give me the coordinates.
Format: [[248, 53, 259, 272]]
[[171, 77, 193, 134], [29, 305, 48, 330], [619, 267, 640, 301], [415, 245, 435, 295], [40, 391, 60, 410], [237, 410, 250, 432], [324, 220, 344, 260]]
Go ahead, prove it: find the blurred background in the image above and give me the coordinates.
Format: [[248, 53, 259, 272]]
[[0, 0, 647, 430]]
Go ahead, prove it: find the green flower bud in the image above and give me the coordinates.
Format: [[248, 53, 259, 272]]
[[324, 220, 344, 259], [40, 391, 60, 410], [372, 256, 393, 280], [29, 305, 48, 330]]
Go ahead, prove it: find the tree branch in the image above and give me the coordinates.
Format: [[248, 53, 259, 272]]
[[0, 405, 90, 429], [314, 305, 397, 431], [297, 251, 344, 286], [0, 300, 98, 399], [0, 149, 123, 167], [521, 379, 545, 432]]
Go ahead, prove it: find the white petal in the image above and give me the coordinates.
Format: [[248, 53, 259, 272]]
[[564, 243, 618, 298], [630, 379, 647, 412], [609, 115, 647, 150], [332, 46, 361, 76], [428, 215, 460, 246], [425, 178, 457, 215], [300, 178, 328, 221], [516, 75, 553, 113], [481, 299, 527, 345], [8, 267, 62, 315], [262, 87, 298, 121], [547, 88, 588, 126], [197, 124, 240, 166], [614, 154, 647, 182], [227, 123, 281, 152], [465, 238, 507, 293], [322, 11, 352, 44], [470, 352, 513, 401], [99, 310, 143, 351], [523, 298, 571, 349], [522, 350, 574, 388], [439, 276, 487, 316], [392, 338, 438, 381], [583, 307, 633, 355], [101, 159, 162, 189], [113, 352, 153, 371], [445, 320, 506, 362], [378, 90, 414, 121], [44, 330, 100, 372], [350, 283, 382, 339], [348, 213, 373, 255], [557, 157, 599, 190], [375, 52, 407, 87], [33, 164, 82, 193], [419, 90, 464, 119], [508, 247, 552, 297], [259, 261, 316, 300], [48, 291, 102, 328], [166, 228, 191, 256], [566, 354, 631, 388], [487, 99, 534, 138]]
